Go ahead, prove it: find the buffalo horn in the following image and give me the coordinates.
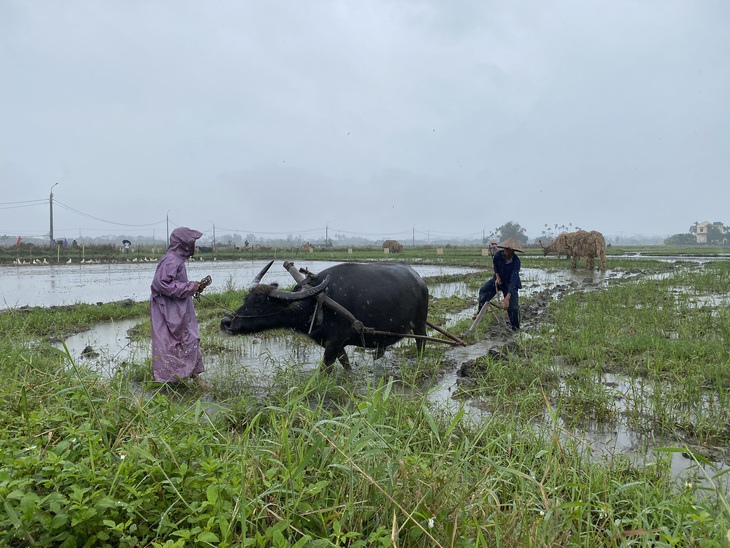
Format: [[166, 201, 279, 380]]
[[268, 275, 330, 301], [246, 260, 275, 289]]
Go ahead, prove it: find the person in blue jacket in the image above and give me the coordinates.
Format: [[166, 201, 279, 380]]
[[477, 236, 523, 330]]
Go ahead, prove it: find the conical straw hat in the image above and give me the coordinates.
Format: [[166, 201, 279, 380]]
[[497, 237, 525, 252]]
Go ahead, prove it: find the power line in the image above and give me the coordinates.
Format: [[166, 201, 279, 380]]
[[215, 226, 325, 236], [0, 200, 47, 210], [329, 226, 411, 237], [54, 200, 164, 227], [0, 199, 48, 205]]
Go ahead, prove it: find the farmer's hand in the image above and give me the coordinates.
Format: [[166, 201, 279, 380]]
[[495, 275, 502, 287], [501, 294, 510, 309], [197, 275, 212, 293]]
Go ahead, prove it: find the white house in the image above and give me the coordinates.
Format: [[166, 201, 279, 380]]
[[689, 221, 726, 244]]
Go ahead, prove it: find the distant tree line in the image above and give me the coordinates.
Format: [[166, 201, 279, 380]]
[[1, 221, 693, 249]]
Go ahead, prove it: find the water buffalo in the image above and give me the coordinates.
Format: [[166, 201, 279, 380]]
[[220, 261, 429, 371]]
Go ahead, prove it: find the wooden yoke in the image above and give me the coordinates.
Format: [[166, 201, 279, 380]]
[[282, 261, 366, 334]]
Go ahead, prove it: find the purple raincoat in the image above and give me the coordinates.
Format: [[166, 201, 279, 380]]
[[150, 227, 204, 382]]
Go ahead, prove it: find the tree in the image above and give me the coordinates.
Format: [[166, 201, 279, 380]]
[[664, 233, 696, 245], [707, 224, 725, 244], [496, 221, 528, 245]]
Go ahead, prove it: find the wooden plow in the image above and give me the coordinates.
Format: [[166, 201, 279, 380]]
[[462, 298, 507, 338]]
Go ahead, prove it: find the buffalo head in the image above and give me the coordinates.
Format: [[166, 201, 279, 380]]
[[220, 260, 329, 334]]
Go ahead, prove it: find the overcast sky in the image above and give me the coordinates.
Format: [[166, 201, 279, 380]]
[[1, 1, 728, 243]]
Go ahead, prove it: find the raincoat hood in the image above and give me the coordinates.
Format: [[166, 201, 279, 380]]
[[169, 227, 203, 258]]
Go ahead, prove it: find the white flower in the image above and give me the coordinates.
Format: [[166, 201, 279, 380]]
[[428, 517, 435, 529]]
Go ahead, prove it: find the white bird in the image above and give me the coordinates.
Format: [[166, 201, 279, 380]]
[[67, 259, 72, 264]]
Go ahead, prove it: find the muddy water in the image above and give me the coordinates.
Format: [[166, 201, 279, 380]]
[[52, 265, 602, 373], [61, 318, 149, 377], [54, 265, 595, 396], [427, 355, 730, 491], [51, 262, 493, 387]]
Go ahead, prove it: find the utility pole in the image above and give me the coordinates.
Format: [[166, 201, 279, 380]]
[[49, 182, 58, 243], [209, 221, 216, 255], [166, 210, 170, 247]]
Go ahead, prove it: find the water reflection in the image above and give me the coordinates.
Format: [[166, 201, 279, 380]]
[[59, 318, 148, 377]]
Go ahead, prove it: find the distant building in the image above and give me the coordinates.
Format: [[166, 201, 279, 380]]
[[689, 221, 726, 244]]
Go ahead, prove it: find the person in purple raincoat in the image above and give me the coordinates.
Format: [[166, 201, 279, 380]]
[[150, 227, 206, 386]]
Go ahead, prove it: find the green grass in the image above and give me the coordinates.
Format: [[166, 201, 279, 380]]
[[4, 356, 728, 546]]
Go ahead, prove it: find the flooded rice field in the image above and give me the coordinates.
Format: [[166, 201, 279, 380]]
[[4, 257, 729, 491], [50, 263, 583, 377], [0, 257, 615, 310], [0, 259, 486, 309]]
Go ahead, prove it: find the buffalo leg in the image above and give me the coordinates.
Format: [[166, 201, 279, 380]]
[[322, 344, 350, 373], [415, 339, 425, 358]]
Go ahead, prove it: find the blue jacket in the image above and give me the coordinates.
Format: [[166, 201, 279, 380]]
[[493, 250, 522, 295]]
